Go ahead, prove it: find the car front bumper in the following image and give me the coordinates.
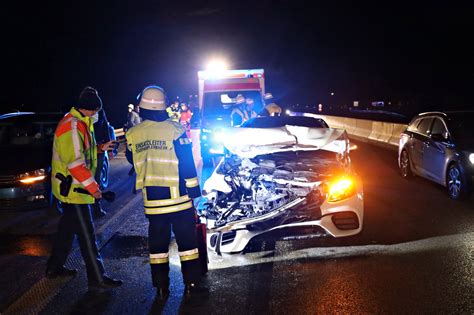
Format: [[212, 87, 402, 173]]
[[0, 182, 51, 211], [206, 177, 364, 253]]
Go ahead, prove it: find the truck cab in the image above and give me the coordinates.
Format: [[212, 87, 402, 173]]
[[198, 69, 265, 166]]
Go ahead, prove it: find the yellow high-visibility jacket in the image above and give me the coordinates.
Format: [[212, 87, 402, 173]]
[[52, 107, 99, 204], [126, 119, 201, 215], [166, 107, 181, 122]]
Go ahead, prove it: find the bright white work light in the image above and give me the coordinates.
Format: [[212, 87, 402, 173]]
[[205, 59, 228, 79]]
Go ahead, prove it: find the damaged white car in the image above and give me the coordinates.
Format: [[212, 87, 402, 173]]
[[201, 116, 364, 253]]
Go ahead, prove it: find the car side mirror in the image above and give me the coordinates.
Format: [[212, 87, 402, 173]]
[[431, 133, 447, 142]]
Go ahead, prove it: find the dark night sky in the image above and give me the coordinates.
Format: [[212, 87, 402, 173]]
[[3, 1, 473, 126]]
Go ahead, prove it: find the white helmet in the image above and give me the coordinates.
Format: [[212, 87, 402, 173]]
[[138, 86, 166, 110], [235, 94, 245, 105], [128, 104, 134, 110], [264, 93, 273, 100]]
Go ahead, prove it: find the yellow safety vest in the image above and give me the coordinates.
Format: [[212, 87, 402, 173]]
[[231, 107, 256, 126], [126, 120, 194, 214], [51, 108, 98, 204]]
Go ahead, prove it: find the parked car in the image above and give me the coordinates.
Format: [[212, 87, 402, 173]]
[[0, 112, 113, 211], [0, 112, 61, 211], [202, 115, 364, 253], [398, 111, 474, 200]]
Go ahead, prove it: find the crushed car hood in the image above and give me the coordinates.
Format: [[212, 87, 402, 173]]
[[222, 126, 348, 158]]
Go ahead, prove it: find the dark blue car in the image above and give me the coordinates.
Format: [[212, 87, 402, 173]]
[[0, 112, 114, 211]]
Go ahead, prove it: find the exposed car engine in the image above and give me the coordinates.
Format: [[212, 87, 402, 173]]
[[204, 150, 348, 228]]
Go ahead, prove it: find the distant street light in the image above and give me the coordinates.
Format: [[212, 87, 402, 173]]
[[330, 92, 335, 96]]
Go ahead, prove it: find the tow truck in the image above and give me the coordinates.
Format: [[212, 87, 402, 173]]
[[198, 69, 265, 166]]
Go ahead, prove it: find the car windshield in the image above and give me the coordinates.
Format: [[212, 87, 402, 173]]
[[0, 113, 62, 147], [447, 112, 474, 140], [242, 116, 329, 128], [202, 91, 264, 117]]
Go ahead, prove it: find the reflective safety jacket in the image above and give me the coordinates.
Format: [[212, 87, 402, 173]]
[[166, 107, 181, 122], [180, 110, 192, 125], [231, 107, 257, 126], [264, 103, 282, 116], [126, 119, 201, 215], [52, 107, 99, 204]]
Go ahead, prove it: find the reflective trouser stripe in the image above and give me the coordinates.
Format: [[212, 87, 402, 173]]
[[170, 186, 179, 199], [143, 194, 190, 207], [185, 177, 199, 188], [150, 253, 169, 264], [145, 200, 193, 215], [179, 248, 199, 262]]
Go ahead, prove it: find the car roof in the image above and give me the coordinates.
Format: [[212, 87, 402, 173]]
[[417, 110, 474, 118], [0, 112, 64, 121], [0, 112, 35, 120]]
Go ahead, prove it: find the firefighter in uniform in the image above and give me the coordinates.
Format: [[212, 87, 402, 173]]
[[125, 86, 203, 299], [231, 95, 257, 126], [261, 93, 282, 116], [46, 86, 122, 290]]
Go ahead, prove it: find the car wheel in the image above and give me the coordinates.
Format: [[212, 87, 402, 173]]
[[446, 164, 466, 200], [400, 150, 413, 178], [100, 156, 109, 189]]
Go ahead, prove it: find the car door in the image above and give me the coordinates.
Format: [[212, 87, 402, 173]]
[[411, 117, 434, 176], [423, 117, 450, 184]]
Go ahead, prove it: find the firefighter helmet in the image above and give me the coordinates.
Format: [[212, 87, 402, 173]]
[[138, 86, 166, 111], [235, 95, 245, 105], [264, 93, 274, 100]]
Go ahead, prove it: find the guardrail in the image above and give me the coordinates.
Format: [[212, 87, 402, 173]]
[[297, 112, 408, 151]]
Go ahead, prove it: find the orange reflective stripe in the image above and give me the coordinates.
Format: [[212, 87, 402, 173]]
[[68, 159, 86, 169], [55, 116, 89, 148], [69, 165, 93, 182], [84, 181, 99, 194], [76, 120, 90, 149], [55, 122, 72, 137], [82, 177, 95, 187], [55, 115, 73, 137]]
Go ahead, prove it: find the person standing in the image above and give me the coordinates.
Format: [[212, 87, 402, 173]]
[[92, 108, 113, 218], [126, 86, 203, 299], [46, 86, 122, 291], [166, 101, 181, 122], [261, 93, 282, 116], [125, 104, 141, 131], [179, 103, 193, 138], [231, 95, 257, 126], [131, 104, 142, 127]]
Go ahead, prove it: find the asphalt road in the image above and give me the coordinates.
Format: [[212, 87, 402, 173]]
[[0, 133, 472, 314]]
